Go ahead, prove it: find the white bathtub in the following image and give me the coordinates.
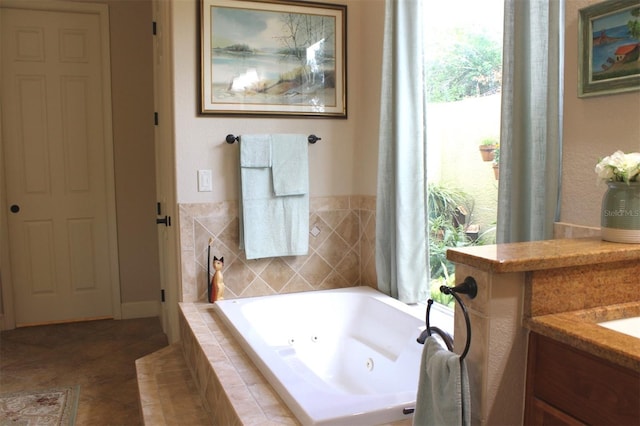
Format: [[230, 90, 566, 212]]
[[213, 286, 453, 425]]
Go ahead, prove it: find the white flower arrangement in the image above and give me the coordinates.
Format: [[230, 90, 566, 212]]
[[595, 150, 640, 184]]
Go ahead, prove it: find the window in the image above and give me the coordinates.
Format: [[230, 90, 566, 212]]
[[424, 0, 504, 307]]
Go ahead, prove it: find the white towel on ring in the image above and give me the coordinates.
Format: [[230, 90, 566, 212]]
[[413, 335, 470, 426]]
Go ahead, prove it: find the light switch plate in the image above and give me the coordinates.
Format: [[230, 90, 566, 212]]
[[198, 169, 212, 192]]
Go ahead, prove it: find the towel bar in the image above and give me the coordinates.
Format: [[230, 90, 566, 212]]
[[418, 276, 477, 362], [225, 134, 321, 144]]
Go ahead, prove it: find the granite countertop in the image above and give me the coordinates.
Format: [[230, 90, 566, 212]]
[[526, 301, 640, 372], [448, 236, 640, 372], [447, 237, 640, 273]]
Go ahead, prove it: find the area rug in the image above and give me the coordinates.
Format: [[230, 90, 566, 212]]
[[0, 386, 79, 426]]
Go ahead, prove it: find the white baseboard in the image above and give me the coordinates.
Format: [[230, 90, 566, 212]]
[[121, 300, 160, 319]]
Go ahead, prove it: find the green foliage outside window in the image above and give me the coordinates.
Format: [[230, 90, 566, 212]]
[[427, 183, 477, 308], [426, 28, 502, 102]]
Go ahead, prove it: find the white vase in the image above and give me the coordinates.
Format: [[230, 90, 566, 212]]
[[601, 181, 640, 243]]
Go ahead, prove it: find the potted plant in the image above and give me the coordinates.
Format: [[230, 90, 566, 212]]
[[492, 147, 500, 180], [479, 137, 498, 162]]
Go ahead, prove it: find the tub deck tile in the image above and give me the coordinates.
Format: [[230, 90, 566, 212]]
[[180, 303, 299, 425], [136, 343, 211, 425]]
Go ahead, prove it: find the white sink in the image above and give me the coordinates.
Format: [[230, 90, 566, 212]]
[[598, 316, 640, 339]]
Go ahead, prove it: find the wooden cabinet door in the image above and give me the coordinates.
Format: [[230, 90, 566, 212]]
[[525, 333, 640, 426]]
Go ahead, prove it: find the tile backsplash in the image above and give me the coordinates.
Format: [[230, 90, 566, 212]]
[[178, 196, 377, 302]]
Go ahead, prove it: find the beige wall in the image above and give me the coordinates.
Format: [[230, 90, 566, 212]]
[[561, 0, 640, 227], [171, 0, 384, 204], [353, 0, 384, 195]]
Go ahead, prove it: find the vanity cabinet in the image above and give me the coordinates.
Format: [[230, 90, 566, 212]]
[[525, 332, 639, 425]]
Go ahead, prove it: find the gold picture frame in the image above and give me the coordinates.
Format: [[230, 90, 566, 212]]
[[200, 0, 347, 117]]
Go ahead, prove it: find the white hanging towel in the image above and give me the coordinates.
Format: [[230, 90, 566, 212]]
[[413, 336, 471, 426], [239, 134, 309, 260]]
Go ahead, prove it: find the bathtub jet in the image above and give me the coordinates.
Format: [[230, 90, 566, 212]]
[[213, 286, 453, 425]]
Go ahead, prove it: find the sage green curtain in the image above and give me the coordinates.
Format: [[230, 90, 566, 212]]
[[497, 0, 564, 243], [375, 0, 428, 303]]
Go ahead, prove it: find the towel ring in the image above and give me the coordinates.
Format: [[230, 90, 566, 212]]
[[417, 300, 454, 350], [418, 276, 477, 362], [409, 278, 477, 418]]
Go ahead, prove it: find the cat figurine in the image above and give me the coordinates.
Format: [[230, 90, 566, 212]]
[[210, 256, 225, 302]]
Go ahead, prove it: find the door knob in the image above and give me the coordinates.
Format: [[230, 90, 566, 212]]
[[10, 204, 20, 213]]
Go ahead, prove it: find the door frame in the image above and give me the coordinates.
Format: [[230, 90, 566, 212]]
[[152, 0, 180, 343], [0, 0, 121, 329]]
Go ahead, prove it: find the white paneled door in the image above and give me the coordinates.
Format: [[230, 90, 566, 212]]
[[1, 4, 119, 326]]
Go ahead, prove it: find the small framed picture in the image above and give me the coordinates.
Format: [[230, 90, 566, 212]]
[[200, 0, 347, 117], [578, 0, 640, 97]]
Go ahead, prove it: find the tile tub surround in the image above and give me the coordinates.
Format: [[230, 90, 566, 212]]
[[447, 237, 640, 426], [178, 196, 377, 303], [178, 301, 412, 426], [136, 343, 211, 425], [179, 303, 297, 425]]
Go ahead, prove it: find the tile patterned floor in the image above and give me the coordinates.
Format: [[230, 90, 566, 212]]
[[0, 317, 168, 425]]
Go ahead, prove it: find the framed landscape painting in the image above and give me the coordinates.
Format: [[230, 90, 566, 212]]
[[578, 0, 640, 97], [200, 0, 347, 117]]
